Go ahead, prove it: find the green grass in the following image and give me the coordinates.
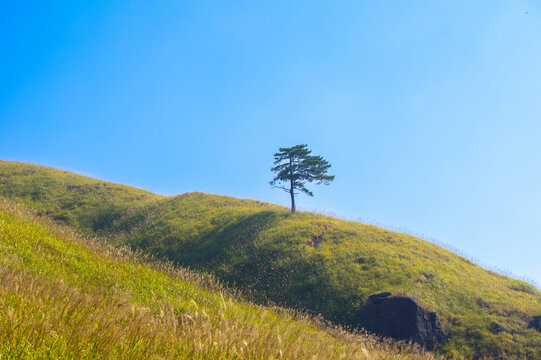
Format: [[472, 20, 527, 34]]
[[1, 160, 541, 359], [0, 199, 434, 359], [0, 160, 161, 232]]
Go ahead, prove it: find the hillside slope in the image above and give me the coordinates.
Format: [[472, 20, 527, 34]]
[[0, 160, 161, 231], [0, 199, 429, 359], [1, 160, 540, 359]]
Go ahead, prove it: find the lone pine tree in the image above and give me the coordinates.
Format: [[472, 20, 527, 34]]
[[270, 144, 335, 213]]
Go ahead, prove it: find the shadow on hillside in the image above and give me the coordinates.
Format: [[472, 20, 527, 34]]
[[180, 210, 282, 268]]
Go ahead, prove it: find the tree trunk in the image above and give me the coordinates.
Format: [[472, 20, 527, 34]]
[[290, 179, 295, 213], [289, 157, 295, 213]]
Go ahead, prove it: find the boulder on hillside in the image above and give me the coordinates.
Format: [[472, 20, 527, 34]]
[[359, 292, 446, 351]]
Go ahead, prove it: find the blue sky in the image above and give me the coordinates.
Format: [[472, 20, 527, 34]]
[[1, 1, 540, 286]]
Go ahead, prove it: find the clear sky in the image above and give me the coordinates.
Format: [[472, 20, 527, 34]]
[[2, 1, 540, 286]]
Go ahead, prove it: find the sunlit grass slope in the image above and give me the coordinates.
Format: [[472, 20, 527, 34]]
[[0, 199, 432, 359], [0, 160, 161, 231], [1, 160, 541, 359]]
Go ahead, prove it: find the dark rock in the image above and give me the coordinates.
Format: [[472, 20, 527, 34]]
[[359, 292, 446, 351], [368, 291, 392, 304], [529, 315, 541, 332]]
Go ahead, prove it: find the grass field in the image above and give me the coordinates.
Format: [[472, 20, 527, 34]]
[[0, 199, 435, 359], [1, 160, 540, 359]]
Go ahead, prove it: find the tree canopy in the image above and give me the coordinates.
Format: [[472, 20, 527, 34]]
[[270, 144, 334, 212]]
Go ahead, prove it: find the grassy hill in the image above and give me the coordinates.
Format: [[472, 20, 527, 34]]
[[0, 198, 431, 359], [1, 160, 541, 359], [0, 160, 161, 231]]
